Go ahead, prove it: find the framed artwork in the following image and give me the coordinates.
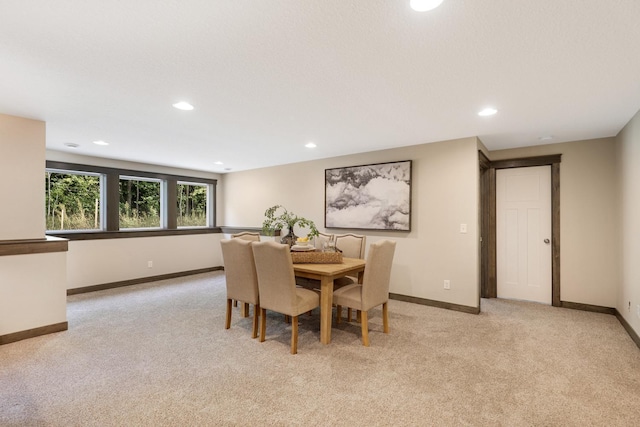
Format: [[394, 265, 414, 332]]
[[325, 160, 412, 231]]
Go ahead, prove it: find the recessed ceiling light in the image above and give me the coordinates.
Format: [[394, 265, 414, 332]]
[[224, 168, 232, 171], [478, 107, 498, 117], [214, 161, 224, 165], [64, 142, 79, 149], [538, 135, 554, 141], [410, 0, 444, 12], [93, 140, 109, 146], [172, 101, 194, 111], [305, 142, 317, 148]]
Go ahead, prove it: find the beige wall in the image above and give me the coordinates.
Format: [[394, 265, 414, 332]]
[[490, 138, 619, 307], [67, 234, 223, 290], [0, 113, 67, 337], [615, 108, 640, 336], [0, 252, 67, 336], [223, 137, 481, 308], [0, 114, 46, 240], [45, 151, 225, 290]]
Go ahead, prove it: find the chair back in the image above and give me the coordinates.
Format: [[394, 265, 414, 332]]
[[220, 239, 259, 304], [314, 232, 335, 250], [252, 241, 297, 314], [232, 231, 261, 242], [361, 240, 396, 310], [335, 233, 366, 259]]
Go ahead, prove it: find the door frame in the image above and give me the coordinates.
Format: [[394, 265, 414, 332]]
[[479, 153, 562, 307]]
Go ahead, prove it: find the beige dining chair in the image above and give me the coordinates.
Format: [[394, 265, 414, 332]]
[[333, 240, 396, 346], [313, 232, 335, 250], [230, 231, 261, 309], [252, 241, 320, 354], [220, 239, 260, 338], [231, 231, 261, 242], [333, 233, 367, 321]]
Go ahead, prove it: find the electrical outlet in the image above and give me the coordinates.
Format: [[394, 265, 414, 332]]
[[147, 261, 153, 268], [444, 280, 450, 290], [460, 223, 467, 234]]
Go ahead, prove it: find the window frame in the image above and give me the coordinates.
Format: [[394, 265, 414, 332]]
[[45, 168, 105, 232], [118, 175, 163, 230], [176, 180, 212, 229], [45, 161, 219, 240]]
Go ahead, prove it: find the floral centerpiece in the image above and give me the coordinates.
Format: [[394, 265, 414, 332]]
[[262, 205, 319, 247]]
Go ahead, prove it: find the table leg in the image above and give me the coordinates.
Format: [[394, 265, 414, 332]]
[[320, 276, 334, 344]]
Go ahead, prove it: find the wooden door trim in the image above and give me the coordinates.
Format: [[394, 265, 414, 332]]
[[480, 153, 562, 307]]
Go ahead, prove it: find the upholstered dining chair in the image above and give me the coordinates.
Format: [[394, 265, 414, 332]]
[[231, 231, 261, 242], [313, 232, 335, 250], [333, 240, 396, 346], [230, 231, 261, 309], [252, 241, 320, 354], [220, 239, 260, 338], [333, 233, 367, 321]]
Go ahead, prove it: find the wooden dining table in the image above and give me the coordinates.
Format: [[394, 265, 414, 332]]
[[292, 257, 366, 344]]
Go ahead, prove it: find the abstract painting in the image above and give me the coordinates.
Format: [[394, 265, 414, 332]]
[[325, 160, 411, 231]]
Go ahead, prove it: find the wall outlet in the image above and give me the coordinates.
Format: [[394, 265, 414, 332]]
[[444, 280, 450, 290], [147, 261, 153, 268], [460, 223, 467, 234]]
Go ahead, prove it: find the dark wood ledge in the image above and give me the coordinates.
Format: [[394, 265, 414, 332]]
[[0, 236, 68, 257], [46, 227, 222, 241]]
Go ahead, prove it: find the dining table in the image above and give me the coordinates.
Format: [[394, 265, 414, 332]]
[[292, 257, 366, 344]]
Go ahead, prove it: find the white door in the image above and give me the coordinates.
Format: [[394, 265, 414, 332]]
[[496, 166, 552, 304]]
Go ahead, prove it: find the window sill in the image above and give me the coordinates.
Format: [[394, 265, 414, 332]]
[[46, 227, 222, 241]]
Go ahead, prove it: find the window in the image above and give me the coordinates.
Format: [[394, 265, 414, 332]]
[[119, 176, 162, 229], [45, 160, 217, 237], [45, 170, 102, 231], [177, 181, 209, 227]]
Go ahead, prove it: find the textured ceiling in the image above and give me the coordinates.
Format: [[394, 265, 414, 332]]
[[1, 0, 639, 173]]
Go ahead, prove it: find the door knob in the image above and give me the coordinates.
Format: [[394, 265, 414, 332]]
[[544, 239, 550, 244]]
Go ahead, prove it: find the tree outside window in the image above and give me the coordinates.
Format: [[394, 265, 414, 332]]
[[119, 177, 161, 229], [45, 170, 101, 231], [177, 182, 208, 227]]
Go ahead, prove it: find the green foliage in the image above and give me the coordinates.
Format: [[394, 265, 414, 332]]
[[45, 172, 101, 230], [177, 183, 207, 227], [45, 172, 210, 230], [118, 179, 162, 228], [262, 205, 319, 238]]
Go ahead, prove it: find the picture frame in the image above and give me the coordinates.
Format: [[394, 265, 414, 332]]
[[325, 160, 412, 231]]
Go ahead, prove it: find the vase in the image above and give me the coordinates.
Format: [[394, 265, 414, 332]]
[[281, 226, 297, 247]]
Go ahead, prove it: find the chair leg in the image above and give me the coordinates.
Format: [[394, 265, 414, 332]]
[[291, 316, 299, 354], [241, 302, 250, 318], [285, 315, 291, 323], [252, 304, 260, 339], [225, 298, 232, 329], [360, 310, 370, 347], [357, 310, 362, 323], [259, 308, 267, 342], [233, 300, 238, 308], [347, 308, 352, 322], [336, 305, 342, 324], [382, 302, 389, 334]]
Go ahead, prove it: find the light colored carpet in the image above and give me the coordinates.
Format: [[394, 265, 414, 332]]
[[1, 271, 639, 426]]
